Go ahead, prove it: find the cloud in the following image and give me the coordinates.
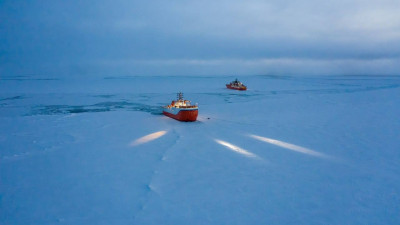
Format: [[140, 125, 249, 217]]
[[81, 57, 400, 76], [134, 0, 400, 42], [1, 0, 400, 76]]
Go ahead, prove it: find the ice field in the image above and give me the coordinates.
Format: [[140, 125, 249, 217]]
[[1, 75, 400, 224]]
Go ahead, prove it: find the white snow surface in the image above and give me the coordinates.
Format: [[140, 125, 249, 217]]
[[1, 75, 400, 224]]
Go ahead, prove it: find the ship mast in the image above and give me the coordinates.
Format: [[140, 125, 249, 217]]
[[177, 92, 184, 101]]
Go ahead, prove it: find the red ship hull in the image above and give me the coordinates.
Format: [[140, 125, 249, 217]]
[[226, 84, 247, 91], [163, 109, 198, 122]]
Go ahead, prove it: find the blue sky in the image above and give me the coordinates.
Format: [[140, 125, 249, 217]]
[[1, 0, 400, 76]]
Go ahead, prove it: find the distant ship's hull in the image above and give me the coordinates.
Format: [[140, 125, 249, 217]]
[[226, 84, 247, 91], [163, 107, 198, 122]]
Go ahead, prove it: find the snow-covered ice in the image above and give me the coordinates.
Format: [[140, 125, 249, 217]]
[[1, 75, 399, 224]]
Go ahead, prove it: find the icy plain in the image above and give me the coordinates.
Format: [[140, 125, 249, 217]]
[[1, 75, 399, 224]]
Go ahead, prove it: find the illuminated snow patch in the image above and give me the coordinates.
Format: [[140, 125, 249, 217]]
[[215, 139, 258, 158], [249, 134, 329, 158], [130, 131, 167, 146]]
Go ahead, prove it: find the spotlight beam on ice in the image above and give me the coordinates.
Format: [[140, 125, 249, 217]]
[[130, 131, 167, 146], [249, 134, 330, 159], [215, 139, 259, 159]]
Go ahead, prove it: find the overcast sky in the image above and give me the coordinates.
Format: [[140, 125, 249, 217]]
[[1, 0, 400, 76]]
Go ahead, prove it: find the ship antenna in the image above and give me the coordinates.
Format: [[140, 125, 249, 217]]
[[177, 92, 184, 100]]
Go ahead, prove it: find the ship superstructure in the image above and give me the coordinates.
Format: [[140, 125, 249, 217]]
[[163, 93, 198, 122], [226, 78, 247, 91]]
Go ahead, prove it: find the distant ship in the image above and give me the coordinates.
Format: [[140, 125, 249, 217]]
[[226, 78, 247, 91], [163, 93, 198, 122]]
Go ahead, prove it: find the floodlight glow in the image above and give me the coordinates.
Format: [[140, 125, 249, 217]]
[[130, 131, 167, 146], [249, 134, 329, 158], [215, 139, 258, 158]]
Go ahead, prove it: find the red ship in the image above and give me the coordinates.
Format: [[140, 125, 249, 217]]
[[163, 93, 198, 122], [226, 78, 247, 91]]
